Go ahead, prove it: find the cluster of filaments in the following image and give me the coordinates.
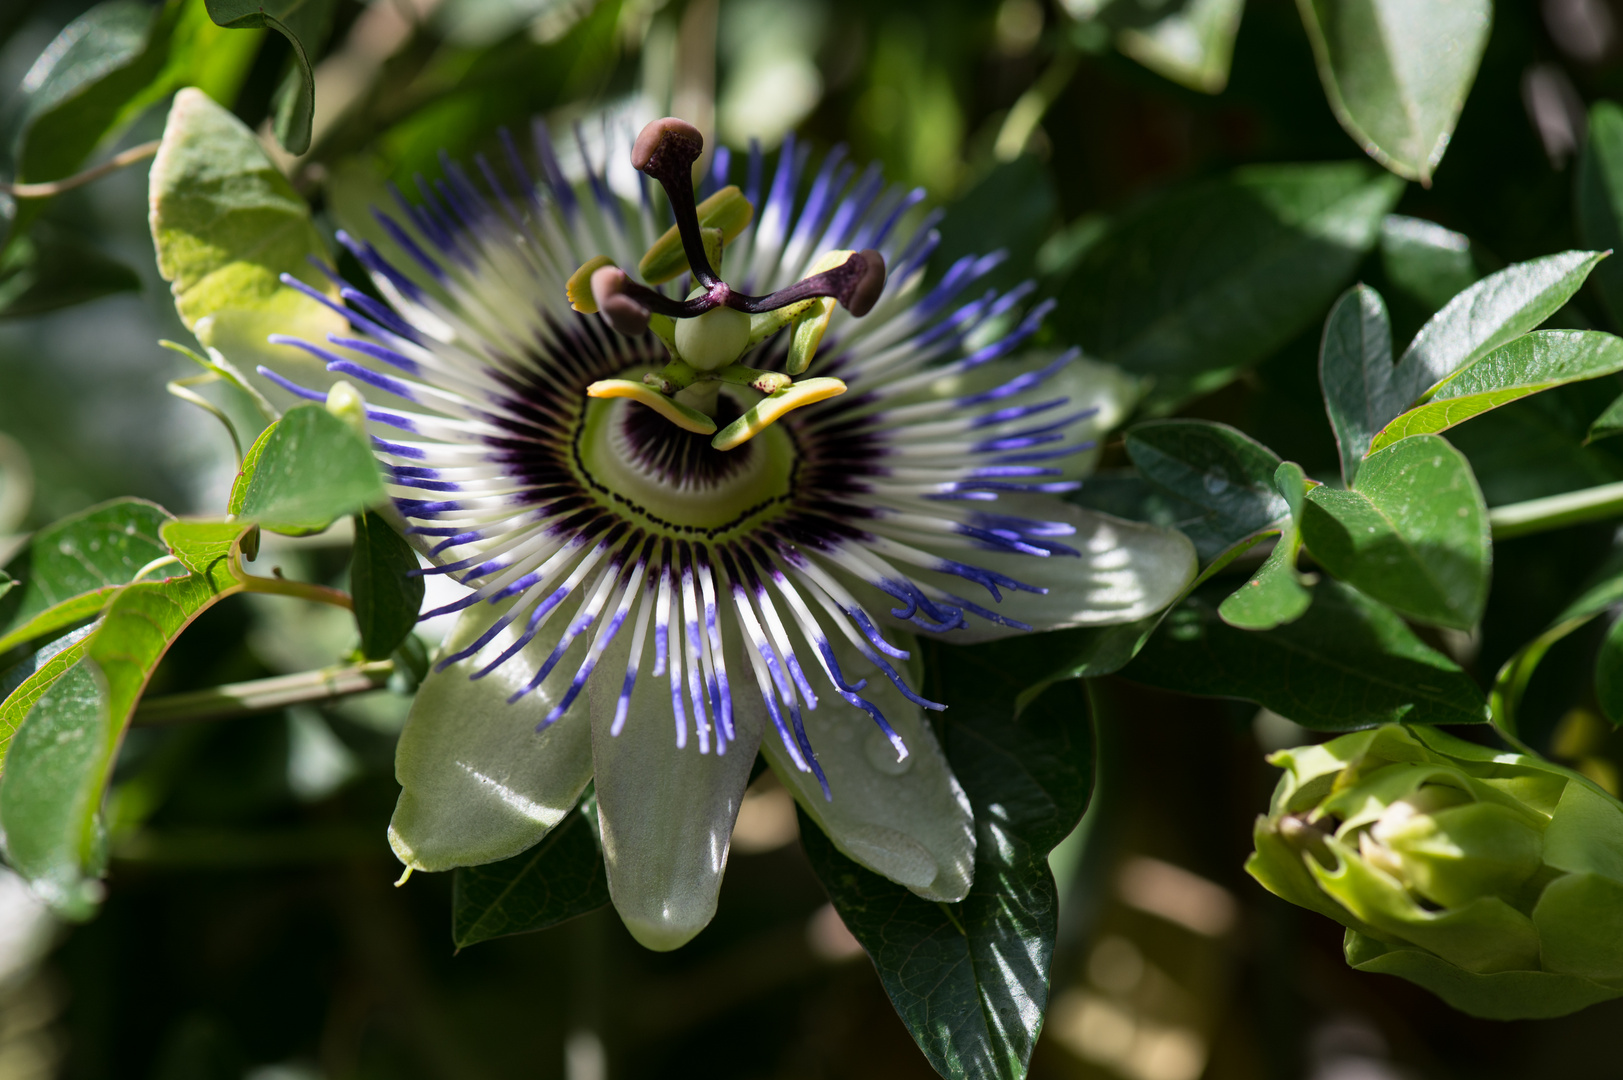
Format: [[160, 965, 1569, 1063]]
[[260, 115, 1097, 795]]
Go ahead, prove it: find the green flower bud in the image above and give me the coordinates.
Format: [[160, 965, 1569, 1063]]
[[1247, 724, 1623, 1019]]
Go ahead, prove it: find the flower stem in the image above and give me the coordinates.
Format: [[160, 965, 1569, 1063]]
[[0, 140, 161, 198], [234, 552, 356, 610], [133, 660, 395, 726], [1488, 480, 1623, 540]]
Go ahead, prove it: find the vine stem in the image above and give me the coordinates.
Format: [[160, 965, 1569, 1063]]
[[133, 660, 395, 726], [0, 140, 161, 198], [1487, 480, 1623, 540], [232, 548, 355, 610]]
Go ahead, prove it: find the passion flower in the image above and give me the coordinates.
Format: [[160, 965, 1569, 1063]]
[[265, 117, 1195, 949]]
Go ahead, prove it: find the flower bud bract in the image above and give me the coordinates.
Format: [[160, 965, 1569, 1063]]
[[1247, 724, 1623, 1019]]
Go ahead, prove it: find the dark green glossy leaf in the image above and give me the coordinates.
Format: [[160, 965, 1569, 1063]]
[[1578, 101, 1623, 330], [802, 657, 1092, 1080], [352, 511, 423, 661], [1392, 251, 1606, 404], [1124, 419, 1288, 560], [1301, 434, 1490, 629], [1, 0, 182, 246], [0, 629, 93, 777], [1320, 284, 1399, 485], [1054, 162, 1402, 408], [0, 498, 173, 656], [0, 225, 140, 318], [1372, 332, 1623, 453], [204, 0, 338, 154], [929, 156, 1056, 294], [1123, 580, 1489, 729], [452, 800, 609, 948], [235, 406, 385, 535], [1379, 215, 1481, 314], [1596, 616, 1623, 724], [0, 658, 109, 918], [1296, 0, 1490, 183]]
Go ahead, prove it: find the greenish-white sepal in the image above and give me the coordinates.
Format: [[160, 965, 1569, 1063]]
[[900, 498, 1198, 643], [586, 611, 765, 950], [387, 598, 595, 873], [762, 630, 975, 902]]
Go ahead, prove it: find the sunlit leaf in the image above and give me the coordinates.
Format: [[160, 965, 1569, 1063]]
[[1124, 581, 1489, 728], [1301, 434, 1490, 630], [148, 87, 342, 379], [1115, 0, 1246, 94], [1372, 332, 1623, 453], [1219, 463, 1314, 631], [1320, 284, 1399, 485], [234, 406, 386, 535], [1379, 215, 1481, 315], [1392, 251, 1606, 404], [1055, 163, 1402, 408], [203, 0, 338, 154], [1296, 0, 1491, 183]]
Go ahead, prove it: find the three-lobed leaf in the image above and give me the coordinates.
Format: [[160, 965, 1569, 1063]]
[[1301, 434, 1490, 630], [1124, 420, 1289, 560], [1054, 162, 1403, 408], [1371, 331, 1623, 453], [1295, 0, 1491, 184], [1124, 580, 1489, 728], [803, 650, 1093, 1080], [203, 0, 338, 155]]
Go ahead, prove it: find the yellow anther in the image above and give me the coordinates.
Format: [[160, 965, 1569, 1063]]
[[567, 255, 616, 313], [785, 250, 852, 374], [587, 379, 718, 434], [712, 377, 847, 451], [639, 185, 755, 284]]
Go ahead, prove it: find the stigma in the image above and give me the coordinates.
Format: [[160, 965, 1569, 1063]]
[[572, 117, 887, 452]]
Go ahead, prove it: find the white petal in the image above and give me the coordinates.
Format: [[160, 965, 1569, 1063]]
[[763, 631, 976, 902], [587, 612, 766, 951], [904, 500, 1197, 642], [388, 597, 595, 872]]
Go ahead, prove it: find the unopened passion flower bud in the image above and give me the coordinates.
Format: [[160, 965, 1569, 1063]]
[[1248, 724, 1623, 1019]]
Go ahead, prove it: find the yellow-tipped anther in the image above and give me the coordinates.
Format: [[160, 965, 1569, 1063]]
[[567, 255, 617, 312], [712, 377, 847, 451], [639, 185, 755, 284], [587, 378, 718, 434], [786, 250, 852, 374]]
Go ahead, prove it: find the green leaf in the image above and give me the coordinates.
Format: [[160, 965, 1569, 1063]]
[[801, 658, 1092, 1080], [1578, 101, 1623, 331], [235, 406, 386, 535], [1301, 434, 1490, 629], [1124, 580, 1488, 729], [160, 519, 249, 577], [929, 156, 1057, 294], [1371, 332, 1623, 453], [351, 511, 423, 661], [0, 498, 174, 656], [1054, 162, 1402, 408], [1112, 0, 1246, 94], [0, 630, 93, 778], [1588, 390, 1623, 443], [1379, 215, 1481, 314], [1392, 251, 1607, 404], [1219, 463, 1314, 631], [0, 225, 140, 318], [1596, 616, 1623, 725], [1124, 420, 1288, 560], [451, 797, 610, 948], [1320, 284, 1399, 485], [1295, 0, 1491, 184], [148, 87, 341, 375], [203, 0, 338, 155], [1, 0, 183, 246], [0, 659, 110, 918]]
